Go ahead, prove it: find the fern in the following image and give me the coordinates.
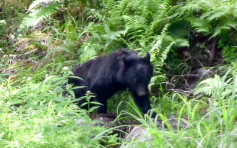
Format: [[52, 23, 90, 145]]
[[195, 69, 237, 99], [150, 24, 175, 68], [195, 75, 225, 97], [188, 17, 211, 34], [181, 0, 213, 13], [102, 24, 125, 48], [19, 0, 62, 31], [210, 22, 237, 38], [28, 0, 60, 11]]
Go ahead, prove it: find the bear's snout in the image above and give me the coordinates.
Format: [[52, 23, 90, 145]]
[[136, 87, 147, 97]]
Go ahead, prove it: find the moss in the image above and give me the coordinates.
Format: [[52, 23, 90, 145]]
[[22, 44, 35, 53], [28, 41, 47, 51], [16, 31, 48, 53]]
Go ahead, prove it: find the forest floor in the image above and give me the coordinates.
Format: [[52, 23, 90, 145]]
[[1, 0, 237, 147]]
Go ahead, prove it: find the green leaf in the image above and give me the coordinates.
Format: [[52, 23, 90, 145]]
[[19, 3, 60, 31], [28, 0, 60, 12], [0, 20, 6, 26], [174, 38, 189, 48], [188, 17, 211, 34]]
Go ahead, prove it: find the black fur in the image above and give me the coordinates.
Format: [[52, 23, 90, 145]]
[[67, 50, 153, 114]]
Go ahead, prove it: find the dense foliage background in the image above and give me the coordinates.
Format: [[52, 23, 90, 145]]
[[1, 0, 237, 147]]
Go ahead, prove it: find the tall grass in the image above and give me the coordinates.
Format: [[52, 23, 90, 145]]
[[2, 0, 237, 147], [1, 65, 237, 147], [0, 71, 118, 147], [120, 66, 237, 147]]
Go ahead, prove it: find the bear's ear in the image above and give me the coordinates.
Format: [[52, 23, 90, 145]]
[[144, 52, 150, 62]]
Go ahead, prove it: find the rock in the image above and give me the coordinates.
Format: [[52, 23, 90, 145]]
[[197, 68, 215, 80], [92, 113, 117, 127], [125, 117, 189, 143], [125, 126, 152, 142], [164, 117, 189, 130]]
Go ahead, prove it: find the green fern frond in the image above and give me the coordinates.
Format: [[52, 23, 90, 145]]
[[104, 0, 117, 9], [228, 22, 237, 29], [195, 75, 225, 96], [210, 23, 234, 38], [122, 15, 136, 25], [182, 0, 211, 13], [161, 24, 169, 35], [206, 11, 227, 21], [103, 24, 124, 41], [188, 17, 212, 34], [195, 69, 236, 98], [174, 38, 189, 48], [28, 0, 60, 11], [150, 24, 175, 68], [19, 3, 60, 31], [104, 0, 119, 16], [200, 11, 216, 19], [159, 41, 175, 66]]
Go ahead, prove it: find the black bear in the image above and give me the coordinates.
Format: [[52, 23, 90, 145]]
[[66, 50, 153, 114]]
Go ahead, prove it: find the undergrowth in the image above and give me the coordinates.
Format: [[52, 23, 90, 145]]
[[1, 0, 237, 147], [0, 69, 118, 147]]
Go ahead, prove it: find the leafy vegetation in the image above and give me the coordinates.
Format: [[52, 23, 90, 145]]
[[1, 0, 237, 147]]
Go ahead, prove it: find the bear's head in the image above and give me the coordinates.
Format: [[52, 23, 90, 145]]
[[121, 52, 153, 96]]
